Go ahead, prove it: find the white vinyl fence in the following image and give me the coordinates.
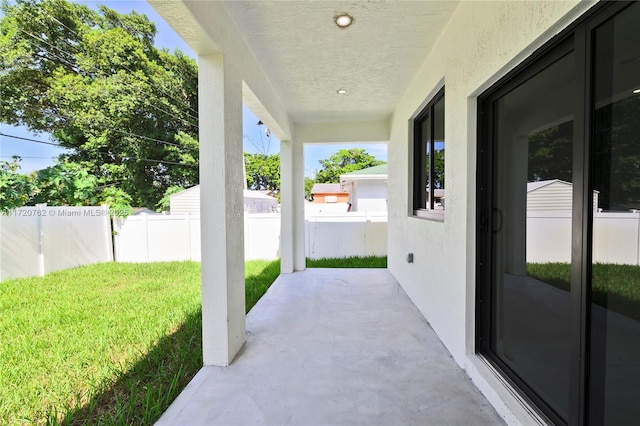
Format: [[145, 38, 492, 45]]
[[305, 212, 387, 259], [0, 206, 113, 281], [113, 212, 388, 263], [112, 213, 282, 262], [9, 207, 637, 282], [527, 211, 640, 265]]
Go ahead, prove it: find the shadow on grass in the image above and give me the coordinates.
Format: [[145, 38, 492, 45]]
[[52, 307, 203, 426], [52, 260, 282, 425]]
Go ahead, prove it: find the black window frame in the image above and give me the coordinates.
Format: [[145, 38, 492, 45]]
[[412, 87, 445, 218]]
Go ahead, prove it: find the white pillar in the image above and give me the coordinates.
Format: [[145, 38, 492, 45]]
[[280, 140, 294, 273], [280, 139, 306, 273], [292, 140, 306, 271], [199, 54, 245, 366]]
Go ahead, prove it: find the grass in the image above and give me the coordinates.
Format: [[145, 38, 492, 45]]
[[306, 255, 387, 268], [528, 262, 640, 320], [0, 259, 280, 425]]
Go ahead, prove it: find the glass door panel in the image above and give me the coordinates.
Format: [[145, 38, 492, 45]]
[[589, 3, 640, 424], [492, 51, 575, 422]]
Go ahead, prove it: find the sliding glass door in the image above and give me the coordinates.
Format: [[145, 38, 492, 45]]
[[477, 2, 640, 424], [589, 4, 640, 424]]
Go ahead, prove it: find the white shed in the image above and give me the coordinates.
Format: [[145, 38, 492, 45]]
[[170, 185, 201, 215], [170, 185, 278, 214], [527, 179, 598, 212], [340, 164, 388, 212]]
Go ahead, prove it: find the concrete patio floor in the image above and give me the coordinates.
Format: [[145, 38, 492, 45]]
[[157, 268, 504, 425]]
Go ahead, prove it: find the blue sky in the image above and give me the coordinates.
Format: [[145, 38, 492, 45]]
[[0, 0, 387, 177]]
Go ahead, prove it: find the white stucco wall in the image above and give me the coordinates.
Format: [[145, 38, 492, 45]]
[[351, 180, 387, 212], [386, 1, 595, 419]]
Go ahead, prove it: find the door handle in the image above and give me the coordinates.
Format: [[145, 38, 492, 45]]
[[493, 208, 503, 233]]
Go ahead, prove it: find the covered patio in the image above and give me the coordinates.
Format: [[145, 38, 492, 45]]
[[147, 0, 605, 424], [157, 268, 502, 425]]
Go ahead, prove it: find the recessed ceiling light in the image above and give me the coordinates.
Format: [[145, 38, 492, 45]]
[[335, 14, 353, 28], [337, 88, 347, 95], [633, 88, 640, 94]]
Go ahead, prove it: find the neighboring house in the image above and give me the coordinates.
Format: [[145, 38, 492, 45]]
[[340, 164, 388, 212], [153, 2, 638, 424], [310, 183, 349, 204], [170, 186, 278, 214]]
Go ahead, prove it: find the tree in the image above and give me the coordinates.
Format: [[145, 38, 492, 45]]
[[156, 184, 185, 212], [0, 157, 34, 212], [0, 0, 199, 208], [304, 176, 315, 200], [315, 148, 384, 183], [244, 153, 280, 194], [0, 158, 133, 214]]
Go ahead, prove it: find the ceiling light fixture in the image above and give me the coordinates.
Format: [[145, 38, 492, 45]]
[[335, 13, 353, 28], [634, 88, 640, 94], [337, 88, 347, 95]]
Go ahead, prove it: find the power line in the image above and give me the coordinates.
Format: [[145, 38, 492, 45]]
[[16, 14, 199, 129], [0, 132, 198, 167], [0, 155, 56, 159], [14, 104, 198, 152], [0, 132, 64, 148], [34, 8, 200, 118]]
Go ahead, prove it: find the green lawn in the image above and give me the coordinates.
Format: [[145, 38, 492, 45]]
[[528, 262, 640, 320], [0, 260, 280, 425], [306, 256, 387, 268]]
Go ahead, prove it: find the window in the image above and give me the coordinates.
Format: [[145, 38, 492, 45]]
[[412, 87, 445, 217]]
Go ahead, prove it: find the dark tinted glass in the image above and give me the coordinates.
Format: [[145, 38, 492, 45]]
[[492, 51, 575, 421], [589, 3, 640, 424]]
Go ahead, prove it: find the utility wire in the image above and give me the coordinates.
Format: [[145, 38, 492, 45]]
[[0, 132, 63, 147], [17, 19, 199, 129], [0, 132, 198, 167], [39, 9, 200, 118], [14, 103, 198, 152]]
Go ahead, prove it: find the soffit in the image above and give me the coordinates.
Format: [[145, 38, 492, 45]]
[[222, 1, 459, 124]]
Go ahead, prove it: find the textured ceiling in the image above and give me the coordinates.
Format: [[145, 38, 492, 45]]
[[222, 1, 459, 124]]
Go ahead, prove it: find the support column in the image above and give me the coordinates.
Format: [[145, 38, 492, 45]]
[[280, 139, 306, 273], [199, 54, 245, 366], [292, 140, 306, 271], [280, 140, 294, 273]]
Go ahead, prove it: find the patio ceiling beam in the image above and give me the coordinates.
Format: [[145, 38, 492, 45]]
[[293, 119, 391, 144]]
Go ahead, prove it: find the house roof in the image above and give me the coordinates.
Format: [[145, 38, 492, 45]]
[[340, 164, 388, 179], [243, 189, 277, 200], [311, 183, 345, 194], [526, 179, 571, 192]]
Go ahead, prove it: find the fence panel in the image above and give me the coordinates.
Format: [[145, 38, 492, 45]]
[[305, 212, 388, 259], [0, 212, 40, 280], [113, 214, 201, 262], [527, 210, 640, 265], [114, 212, 388, 263], [244, 213, 280, 260], [1, 206, 113, 281]]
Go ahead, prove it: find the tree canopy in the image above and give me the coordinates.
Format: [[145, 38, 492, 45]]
[[244, 153, 280, 194], [0, 157, 132, 214], [0, 0, 199, 208], [314, 148, 385, 183]]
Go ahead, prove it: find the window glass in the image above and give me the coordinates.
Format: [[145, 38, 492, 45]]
[[413, 88, 444, 216]]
